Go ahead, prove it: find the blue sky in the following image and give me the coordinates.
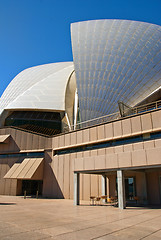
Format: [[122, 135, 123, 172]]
[[0, 0, 161, 97]]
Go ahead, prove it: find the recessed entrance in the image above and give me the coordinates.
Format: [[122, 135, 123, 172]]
[[116, 176, 136, 201], [125, 177, 136, 200], [22, 180, 43, 196], [159, 176, 161, 204]]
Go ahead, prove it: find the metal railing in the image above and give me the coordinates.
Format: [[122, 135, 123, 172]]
[[122, 99, 161, 117], [63, 99, 161, 133], [64, 112, 120, 132]]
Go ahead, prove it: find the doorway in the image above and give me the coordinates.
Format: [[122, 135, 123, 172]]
[[22, 180, 43, 196], [125, 177, 136, 200], [159, 176, 161, 204]]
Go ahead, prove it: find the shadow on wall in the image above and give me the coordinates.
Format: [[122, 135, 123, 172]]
[[0, 136, 20, 153], [43, 150, 64, 199]]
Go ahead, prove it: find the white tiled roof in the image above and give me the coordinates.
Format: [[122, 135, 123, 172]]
[[71, 20, 161, 121], [0, 62, 74, 114]]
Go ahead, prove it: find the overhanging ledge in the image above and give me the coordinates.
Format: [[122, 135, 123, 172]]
[[4, 158, 44, 180], [0, 135, 10, 143]]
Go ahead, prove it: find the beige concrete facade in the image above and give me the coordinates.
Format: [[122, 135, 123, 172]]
[[0, 109, 161, 205], [0, 128, 51, 195], [50, 109, 161, 204]]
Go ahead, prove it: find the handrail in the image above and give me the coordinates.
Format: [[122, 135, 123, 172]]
[[2, 99, 161, 137], [64, 99, 161, 133], [64, 111, 120, 132]]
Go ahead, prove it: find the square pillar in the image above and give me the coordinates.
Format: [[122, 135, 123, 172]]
[[108, 175, 117, 197], [117, 170, 126, 209], [102, 175, 107, 203], [74, 172, 80, 205], [141, 172, 148, 204]]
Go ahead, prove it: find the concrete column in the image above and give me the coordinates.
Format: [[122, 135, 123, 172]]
[[106, 177, 110, 196], [109, 175, 117, 197], [74, 172, 80, 205], [117, 170, 126, 209], [141, 172, 148, 204], [102, 175, 107, 203]]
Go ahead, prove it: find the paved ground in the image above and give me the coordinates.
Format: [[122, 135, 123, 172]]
[[0, 196, 161, 240]]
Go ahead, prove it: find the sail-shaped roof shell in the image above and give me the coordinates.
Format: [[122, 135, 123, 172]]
[[0, 62, 74, 115], [71, 20, 161, 121]]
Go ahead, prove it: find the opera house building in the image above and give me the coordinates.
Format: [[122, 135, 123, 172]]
[[0, 19, 161, 209]]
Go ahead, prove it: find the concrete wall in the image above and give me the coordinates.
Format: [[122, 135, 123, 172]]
[[0, 127, 52, 195], [50, 109, 161, 202], [0, 127, 52, 152], [146, 170, 161, 205], [0, 156, 20, 195], [47, 153, 102, 200], [1, 110, 161, 204]]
